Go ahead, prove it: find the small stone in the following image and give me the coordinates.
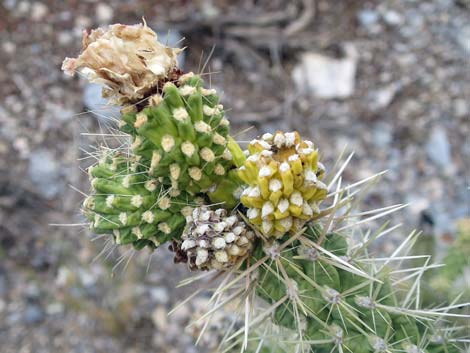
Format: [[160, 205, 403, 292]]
[[31, 2, 48, 21], [372, 122, 393, 149], [426, 126, 454, 173], [2, 41, 16, 54], [151, 305, 168, 330], [456, 25, 470, 54], [369, 84, 398, 110], [383, 10, 403, 26], [150, 287, 170, 304], [357, 9, 379, 28], [24, 304, 45, 324], [453, 99, 469, 118], [292, 44, 358, 99], [46, 302, 64, 315], [28, 149, 63, 199], [96, 3, 114, 23]]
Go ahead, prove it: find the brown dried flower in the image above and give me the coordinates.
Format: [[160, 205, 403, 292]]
[[62, 22, 183, 105]]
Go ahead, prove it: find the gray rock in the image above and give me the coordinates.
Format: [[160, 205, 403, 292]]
[[383, 10, 404, 26], [456, 25, 470, 53], [28, 149, 63, 199], [372, 122, 393, 149], [149, 286, 170, 304], [453, 99, 469, 118], [357, 9, 380, 28], [24, 304, 45, 324], [426, 126, 454, 172], [369, 83, 398, 110], [292, 44, 358, 99]]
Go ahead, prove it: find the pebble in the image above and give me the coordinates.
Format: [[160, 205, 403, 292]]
[[151, 305, 168, 330], [2, 41, 16, 55], [372, 122, 393, 149], [31, 2, 48, 21], [383, 10, 404, 26], [96, 3, 114, 23], [426, 126, 454, 173], [28, 149, 63, 199], [369, 83, 398, 110], [149, 287, 169, 304], [453, 99, 469, 118], [24, 304, 45, 324], [456, 25, 470, 53], [292, 44, 358, 99], [357, 9, 380, 28]]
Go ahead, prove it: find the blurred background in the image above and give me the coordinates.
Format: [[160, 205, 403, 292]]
[[0, 1, 469, 352]]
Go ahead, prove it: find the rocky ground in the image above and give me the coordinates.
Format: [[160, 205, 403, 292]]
[[0, 0, 469, 352]]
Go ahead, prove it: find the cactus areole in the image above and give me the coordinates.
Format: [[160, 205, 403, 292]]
[[64, 22, 468, 353]]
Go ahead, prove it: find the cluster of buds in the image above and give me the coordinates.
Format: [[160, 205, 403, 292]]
[[83, 150, 191, 249], [172, 207, 255, 271], [238, 131, 328, 238]]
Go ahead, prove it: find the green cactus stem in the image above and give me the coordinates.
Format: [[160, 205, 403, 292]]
[[83, 150, 193, 249], [119, 73, 239, 199]]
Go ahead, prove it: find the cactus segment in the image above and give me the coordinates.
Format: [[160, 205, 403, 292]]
[[63, 23, 469, 353], [118, 73, 238, 200], [83, 151, 193, 249]]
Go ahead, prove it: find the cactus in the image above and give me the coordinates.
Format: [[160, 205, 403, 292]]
[[83, 149, 192, 249], [63, 22, 469, 353], [119, 74, 238, 197]]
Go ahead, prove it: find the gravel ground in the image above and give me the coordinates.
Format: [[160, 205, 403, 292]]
[[0, 1, 469, 352]]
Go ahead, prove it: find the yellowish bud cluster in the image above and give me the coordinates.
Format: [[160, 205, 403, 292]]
[[238, 131, 327, 238]]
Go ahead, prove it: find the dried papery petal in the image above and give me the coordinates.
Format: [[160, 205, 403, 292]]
[[62, 22, 183, 105]]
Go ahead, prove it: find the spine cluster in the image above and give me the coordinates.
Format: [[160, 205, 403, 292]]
[[120, 74, 237, 198], [64, 22, 469, 353]]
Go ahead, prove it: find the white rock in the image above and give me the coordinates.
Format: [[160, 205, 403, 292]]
[[357, 9, 379, 28], [369, 83, 398, 110], [382, 10, 403, 26], [31, 2, 48, 21], [96, 3, 114, 23], [292, 44, 358, 99]]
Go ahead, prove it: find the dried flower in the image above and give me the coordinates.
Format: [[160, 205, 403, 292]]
[[62, 22, 183, 105]]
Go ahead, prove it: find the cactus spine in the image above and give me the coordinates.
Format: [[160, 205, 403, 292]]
[[63, 22, 469, 353]]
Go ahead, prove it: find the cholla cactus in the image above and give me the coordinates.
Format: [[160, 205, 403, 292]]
[[171, 207, 255, 270], [238, 131, 327, 238], [83, 149, 190, 249], [119, 74, 237, 196], [64, 22, 469, 353]]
